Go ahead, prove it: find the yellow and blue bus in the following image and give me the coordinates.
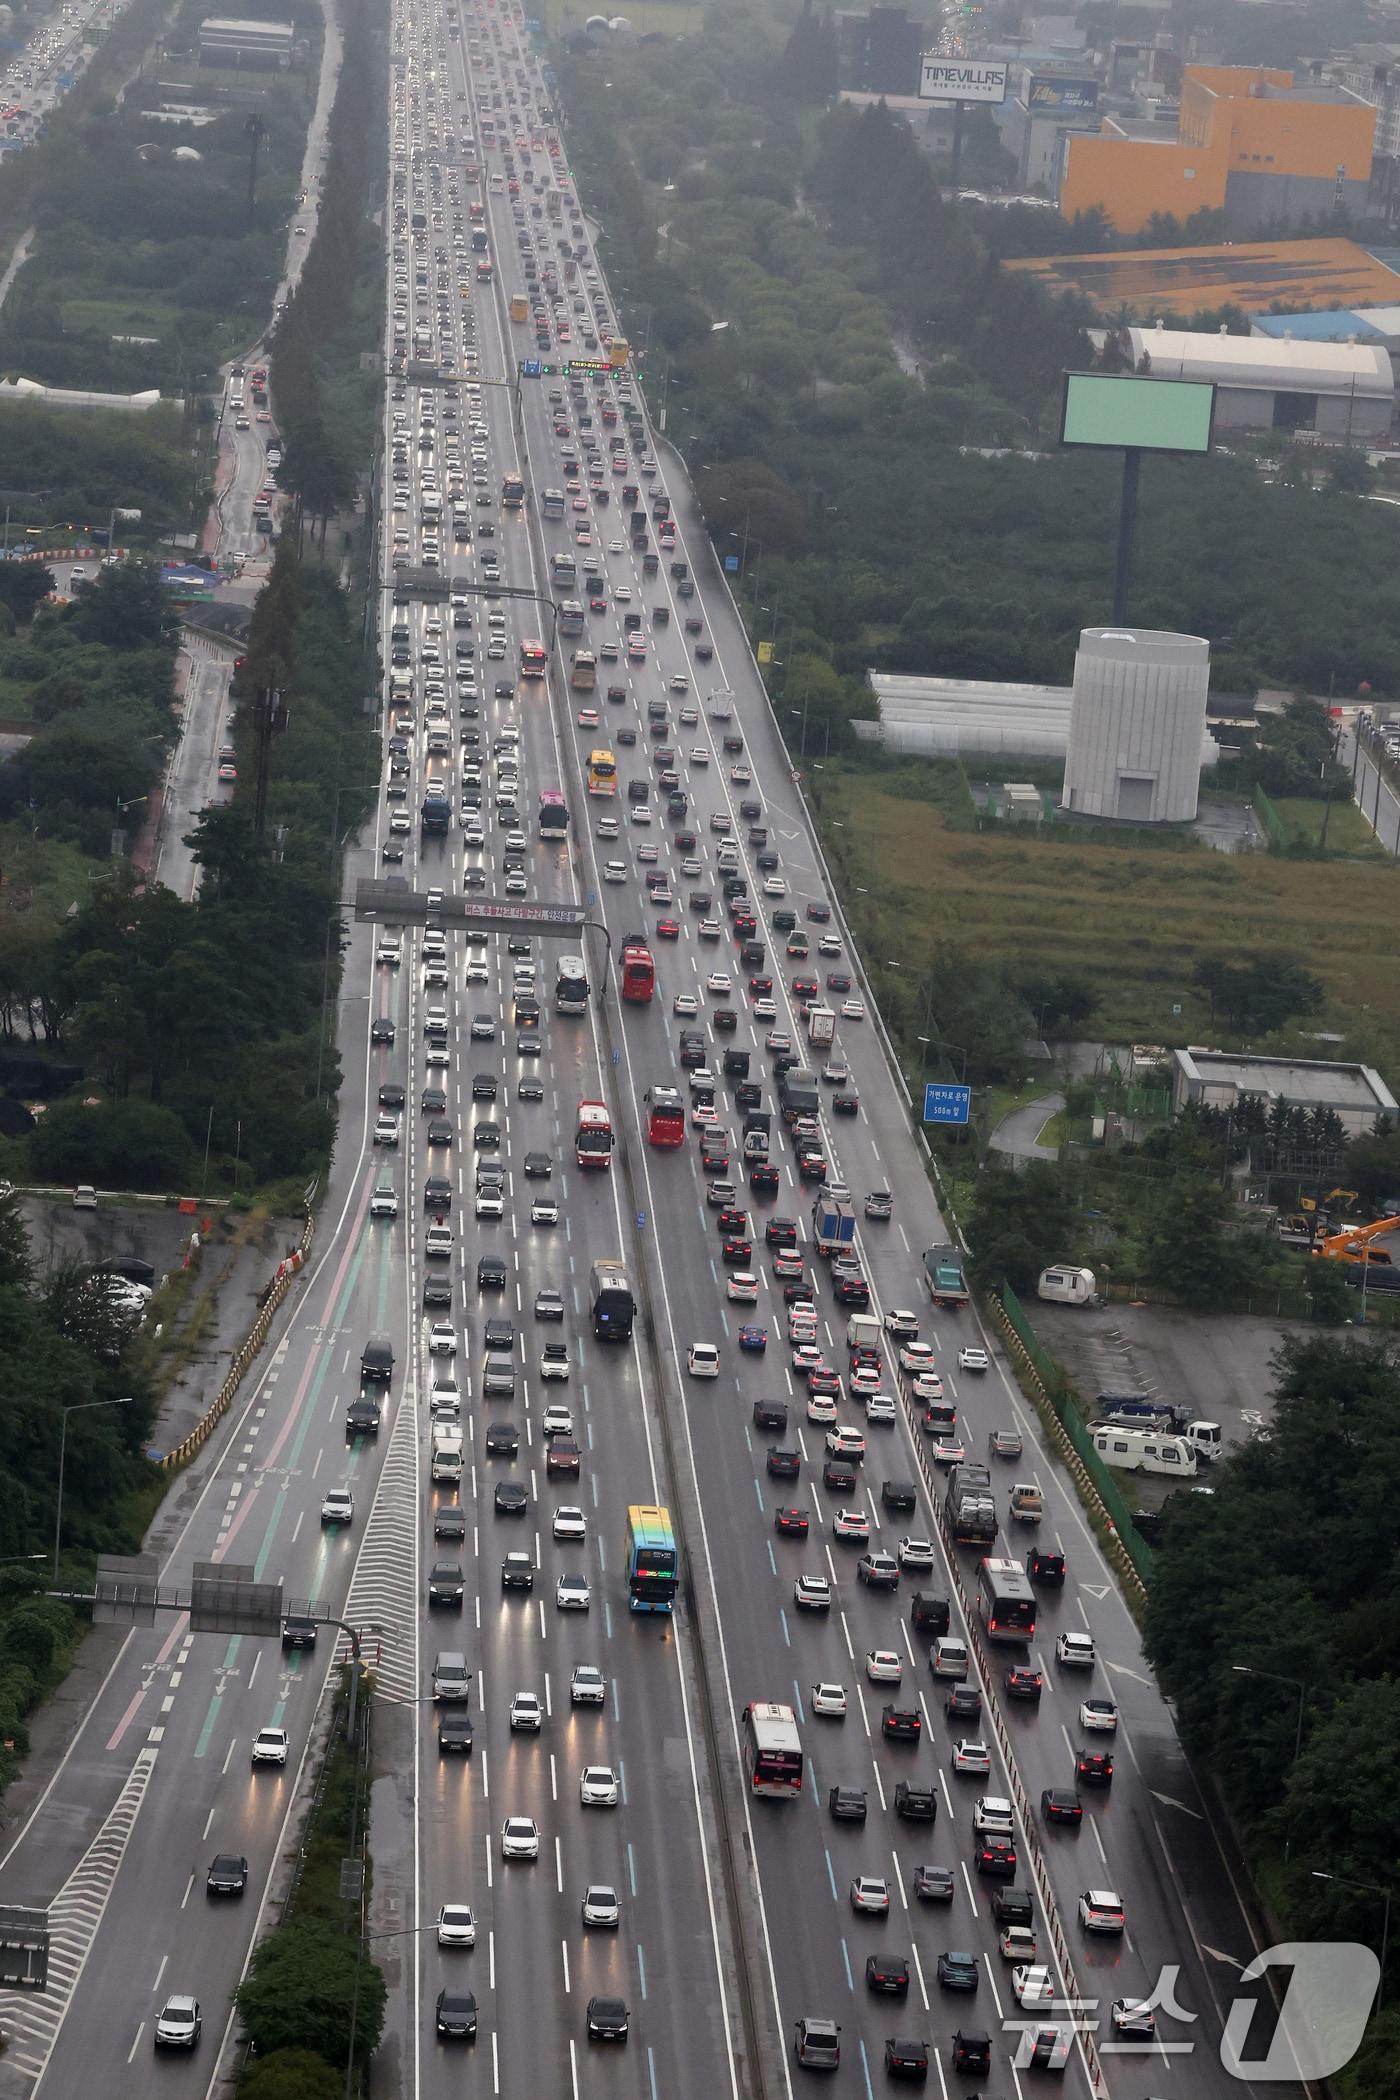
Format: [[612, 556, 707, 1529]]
[[624, 1504, 678, 1613]]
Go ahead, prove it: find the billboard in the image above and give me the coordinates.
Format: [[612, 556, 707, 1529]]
[[919, 56, 1008, 105], [1027, 73, 1098, 112], [1060, 372, 1215, 457]]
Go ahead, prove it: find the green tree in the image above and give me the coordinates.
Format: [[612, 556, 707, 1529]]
[[967, 1161, 1080, 1295], [238, 2047, 344, 2100], [236, 1919, 386, 2067], [1140, 1172, 1255, 1306]]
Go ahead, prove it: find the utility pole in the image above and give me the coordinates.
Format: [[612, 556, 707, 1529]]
[[244, 114, 265, 215]]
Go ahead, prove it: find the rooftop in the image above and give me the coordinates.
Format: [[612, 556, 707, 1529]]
[[1007, 236, 1400, 320], [1126, 323, 1393, 397], [1173, 1047, 1397, 1119]]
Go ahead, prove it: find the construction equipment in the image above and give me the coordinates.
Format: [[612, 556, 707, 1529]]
[[1312, 1216, 1400, 1265], [1300, 1187, 1360, 1215]]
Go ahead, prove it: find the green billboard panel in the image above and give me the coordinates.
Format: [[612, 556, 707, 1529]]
[[1060, 371, 1215, 456]]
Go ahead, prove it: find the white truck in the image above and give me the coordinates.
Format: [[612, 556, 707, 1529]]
[[806, 1004, 836, 1048], [430, 1425, 464, 1484], [846, 1312, 881, 1352]]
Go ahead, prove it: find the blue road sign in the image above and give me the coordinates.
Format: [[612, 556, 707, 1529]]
[[723, 554, 739, 573], [923, 1082, 972, 1126], [519, 358, 542, 378]]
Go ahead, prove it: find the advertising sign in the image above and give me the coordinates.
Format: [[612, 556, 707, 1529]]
[[919, 56, 1008, 105], [1060, 372, 1215, 457], [1027, 74, 1098, 111]]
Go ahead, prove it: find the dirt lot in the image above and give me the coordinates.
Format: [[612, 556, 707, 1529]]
[[20, 1197, 207, 1284]]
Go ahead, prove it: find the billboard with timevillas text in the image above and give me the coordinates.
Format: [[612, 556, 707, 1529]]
[[919, 57, 1008, 105]]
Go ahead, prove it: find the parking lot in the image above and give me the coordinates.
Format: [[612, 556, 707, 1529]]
[[20, 1195, 205, 1286], [1028, 1296, 1327, 1463]]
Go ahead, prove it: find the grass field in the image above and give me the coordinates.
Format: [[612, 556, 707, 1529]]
[[817, 758, 1400, 1065]]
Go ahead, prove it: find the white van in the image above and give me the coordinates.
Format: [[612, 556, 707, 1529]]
[[1090, 1425, 1198, 1477]]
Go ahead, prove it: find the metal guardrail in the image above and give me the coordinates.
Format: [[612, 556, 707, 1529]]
[[159, 1209, 316, 1469]]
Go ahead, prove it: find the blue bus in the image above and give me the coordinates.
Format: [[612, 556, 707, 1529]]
[[625, 1504, 678, 1613], [558, 596, 584, 638]]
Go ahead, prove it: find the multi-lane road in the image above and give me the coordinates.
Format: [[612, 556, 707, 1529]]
[[0, 3, 1310, 2098]]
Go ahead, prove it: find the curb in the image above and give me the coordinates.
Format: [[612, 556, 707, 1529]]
[[159, 1209, 316, 1469]]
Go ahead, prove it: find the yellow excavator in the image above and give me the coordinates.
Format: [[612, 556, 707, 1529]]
[[1300, 1187, 1360, 1215], [1313, 1215, 1400, 1265]]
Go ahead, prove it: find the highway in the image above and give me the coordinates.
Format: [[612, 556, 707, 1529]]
[[0, 1, 1307, 2097]]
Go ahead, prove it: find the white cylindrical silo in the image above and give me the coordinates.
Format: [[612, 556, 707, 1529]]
[[1061, 628, 1209, 824]]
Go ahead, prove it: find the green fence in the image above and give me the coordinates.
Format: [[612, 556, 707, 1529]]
[[1252, 785, 1284, 848], [1000, 1281, 1158, 1586]]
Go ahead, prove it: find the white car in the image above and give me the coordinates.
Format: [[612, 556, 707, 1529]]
[[583, 1884, 621, 1927], [841, 998, 865, 1020], [972, 1794, 1014, 1835], [553, 1505, 587, 1541], [596, 816, 619, 838], [727, 1271, 759, 1304], [673, 992, 698, 1016], [706, 971, 732, 995], [690, 746, 709, 766], [373, 1113, 400, 1146], [826, 1426, 865, 1459], [437, 1903, 477, 1946], [542, 1405, 574, 1439], [531, 1198, 559, 1226], [806, 1393, 838, 1423], [688, 1342, 720, 1378], [509, 1692, 543, 1732], [794, 1574, 832, 1612], [251, 1726, 288, 1766], [753, 997, 777, 1020], [899, 1341, 937, 1375], [850, 1876, 889, 1915], [1013, 1963, 1056, 2008], [897, 1536, 935, 1570], [1056, 1631, 1096, 1670], [501, 1817, 540, 1860], [464, 959, 489, 982], [603, 860, 626, 883], [1079, 1889, 1126, 1934], [885, 1308, 919, 1341], [476, 1189, 504, 1219], [320, 1488, 354, 1526], [1080, 1697, 1118, 1732], [761, 875, 785, 897], [556, 1572, 591, 1610], [909, 1371, 945, 1403], [428, 1321, 457, 1355], [810, 1682, 847, 1718], [1112, 1999, 1156, 2036], [866, 1648, 902, 1683], [951, 1737, 991, 1776], [571, 1664, 607, 1706], [865, 1393, 897, 1424], [638, 843, 659, 863], [958, 1345, 990, 1373], [580, 1764, 619, 1807]]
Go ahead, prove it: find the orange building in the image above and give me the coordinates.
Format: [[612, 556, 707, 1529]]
[[1059, 65, 1375, 236]]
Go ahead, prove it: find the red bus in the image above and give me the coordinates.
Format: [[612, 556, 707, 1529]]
[[520, 637, 547, 678], [620, 938, 654, 1004], [538, 788, 568, 838], [576, 1101, 613, 1170], [646, 1085, 685, 1148], [469, 200, 485, 223]]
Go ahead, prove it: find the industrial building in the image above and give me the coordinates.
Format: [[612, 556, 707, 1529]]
[[198, 15, 294, 68], [1170, 1049, 1397, 1135], [1058, 65, 1375, 236], [862, 627, 1218, 821], [1126, 322, 1394, 438]]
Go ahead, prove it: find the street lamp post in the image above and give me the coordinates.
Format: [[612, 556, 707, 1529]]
[[1313, 1871, 1390, 2007], [1232, 1664, 1308, 1855], [55, 1398, 132, 1581]]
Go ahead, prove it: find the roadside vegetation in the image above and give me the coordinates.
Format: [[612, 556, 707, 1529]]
[[1146, 1334, 1400, 2095], [0, 1191, 160, 1794], [0, 7, 317, 396]]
